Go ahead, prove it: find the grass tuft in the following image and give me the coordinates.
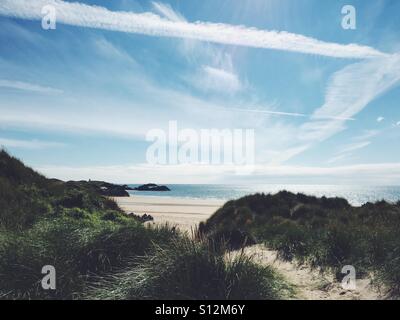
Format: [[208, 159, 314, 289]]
[[86, 236, 292, 300]]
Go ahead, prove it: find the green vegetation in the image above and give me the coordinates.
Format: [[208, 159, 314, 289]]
[[86, 236, 293, 300], [0, 216, 176, 299], [201, 191, 400, 297], [0, 150, 288, 300], [0, 150, 120, 230]]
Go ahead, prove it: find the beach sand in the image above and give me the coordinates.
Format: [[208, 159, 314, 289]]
[[114, 195, 225, 231]]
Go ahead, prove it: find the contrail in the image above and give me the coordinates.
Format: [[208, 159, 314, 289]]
[[218, 106, 355, 121], [0, 0, 387, 59]]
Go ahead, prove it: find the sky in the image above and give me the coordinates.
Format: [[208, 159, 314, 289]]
[[0, 0, 400, 184]]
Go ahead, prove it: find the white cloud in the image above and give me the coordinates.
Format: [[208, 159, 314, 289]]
[[0, 79, 63, 94], [188, 50, 244, 94], [0, 0, 387, 59], [0, 138, 65, 149], [327, 130, 381, 164], [326, 154, 348, 165], [152, 3, 245, 94], [377, 116, 385, 122], [278, 54, 400, 162], [93, 37, 137, 66], [35, 162, 400, 185], [228, 106, 355, 120], [191, 65, 243, 93], [152, 1, 185, 23], [237, 54, 400, 164], [338, 141, 371, 155], [133, 2, 399, 165], [152, 1, 202, 61], [328, 141, 371, 164], [353, 129, 380, 141], [311, 55, 400, 122], [0, 81, 263, 139]]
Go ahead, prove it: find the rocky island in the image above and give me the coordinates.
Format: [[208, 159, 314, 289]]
[[64, 180, 132, 197], [134, 183, 171, 191]]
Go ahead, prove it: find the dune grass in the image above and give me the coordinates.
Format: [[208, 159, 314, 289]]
[[85, 236, 293, 300], [201, 191, 400, 298], [0, 214, 179, 299]]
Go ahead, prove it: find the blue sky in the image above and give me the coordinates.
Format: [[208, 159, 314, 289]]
[[0, 0, 400, 184]]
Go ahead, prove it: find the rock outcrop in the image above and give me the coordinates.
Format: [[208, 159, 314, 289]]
[[134, 183, 170, 191]]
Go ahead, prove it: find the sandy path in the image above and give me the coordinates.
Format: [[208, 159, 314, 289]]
[[239, 245, 385, 300], [114, 195, 384, 300]]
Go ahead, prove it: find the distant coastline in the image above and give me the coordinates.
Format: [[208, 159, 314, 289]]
[[126, 184, 400, 206]]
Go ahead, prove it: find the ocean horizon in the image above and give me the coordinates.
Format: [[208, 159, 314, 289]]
[[127, 184, 400, 206]]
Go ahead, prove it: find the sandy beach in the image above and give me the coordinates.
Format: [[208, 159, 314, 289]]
[[114, 195, 225, 231]]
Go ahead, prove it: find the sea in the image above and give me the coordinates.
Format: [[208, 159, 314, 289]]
[[127, 184, 400, 207]]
